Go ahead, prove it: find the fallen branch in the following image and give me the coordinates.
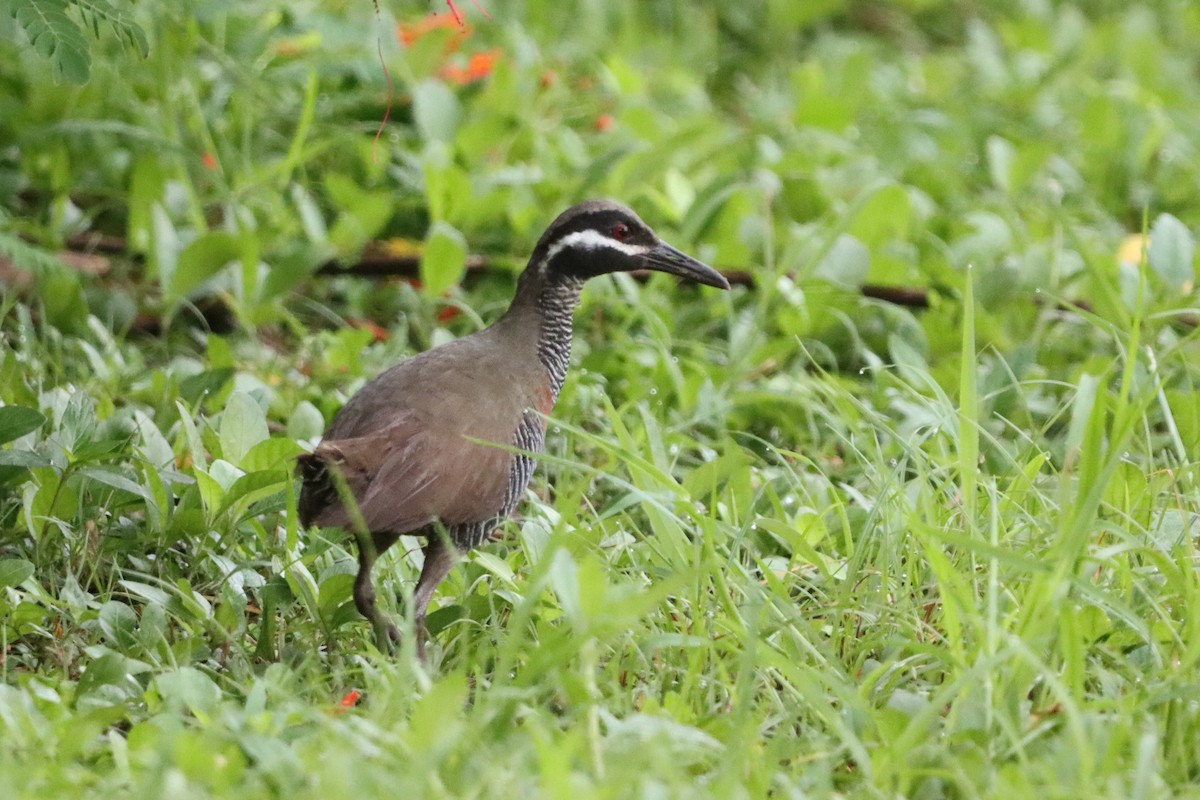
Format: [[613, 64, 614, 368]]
[[54, 231, 1195, 328], [317, 252, 930, 307]]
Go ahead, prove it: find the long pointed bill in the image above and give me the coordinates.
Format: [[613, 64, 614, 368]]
[[639, 242, 731, 290]]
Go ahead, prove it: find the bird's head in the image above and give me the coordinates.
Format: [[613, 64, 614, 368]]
[[525, 200, 730, 290]]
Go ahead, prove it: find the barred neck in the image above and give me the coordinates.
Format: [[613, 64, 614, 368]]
[[537, 276, 584, 397]]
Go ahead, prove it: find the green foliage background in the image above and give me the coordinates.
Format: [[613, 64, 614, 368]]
[[1, 1, 1199, 797]]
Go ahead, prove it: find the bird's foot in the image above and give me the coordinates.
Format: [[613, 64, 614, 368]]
[[367, 613, 402, 655]]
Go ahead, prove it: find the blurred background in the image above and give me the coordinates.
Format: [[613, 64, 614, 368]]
[[3, 0, 1198, 343]]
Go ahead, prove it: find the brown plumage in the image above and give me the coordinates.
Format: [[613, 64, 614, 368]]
[[297, 199, 729, 659]]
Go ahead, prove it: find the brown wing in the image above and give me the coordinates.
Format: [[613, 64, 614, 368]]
[[297, 413, 516, 535], [297, 325, 547, 534]]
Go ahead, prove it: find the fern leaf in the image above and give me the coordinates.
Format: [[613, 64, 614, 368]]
[[6, 0, 92, 84], [0, 232, 67, 276], [74, 0, 148, 57], [0, 208, 66, 275]]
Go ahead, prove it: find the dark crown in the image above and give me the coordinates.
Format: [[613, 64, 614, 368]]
[[528, 200, 656, 275], [519, 199, 729, 290]]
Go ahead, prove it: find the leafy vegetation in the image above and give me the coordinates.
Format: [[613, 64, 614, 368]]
[[1, 1, 1198, 797], [2, 0, 148, 84]]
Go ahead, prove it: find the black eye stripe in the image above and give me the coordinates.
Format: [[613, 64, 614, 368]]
[[533, 206, 652, 262]]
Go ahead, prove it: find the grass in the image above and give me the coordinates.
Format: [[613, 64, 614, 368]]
[[1, 0, 1199, 797]]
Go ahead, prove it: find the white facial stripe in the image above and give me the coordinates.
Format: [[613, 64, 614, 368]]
[[538, 229, 649, 272]]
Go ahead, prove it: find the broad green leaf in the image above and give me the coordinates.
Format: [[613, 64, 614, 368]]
[[216, 468, 288, 520], [325, 174, 394, 253], [76, 653, 130, 696], [120, 579, 172, 607], [132, 409, 173, 469], [471, 551, 519, 589], [149, 203, 179, 284], [127, 155, 164, 254], [848, 183, 912, 248], [257, 243, 328, 306], [888, 332, 930, 383], [60, 391, 97, 453], [289, 183, 327, 243], [287, 401, 325, 442], [814, 233, 870, 286], [682, 450, 751, 500], [662, 169, 696, 219], [323, 172, 373, 211], [208, 458, 245, 492], [76, 465, 153, 502], [420, 221, 467, 297], [547, 548, 582, 630], [0, 406, 45, 445], [193, 468, 224, 516], [154, 667, 222, 718], [1147, 213, 1194, 291], [986, 135, 1015, 192], [173, 578, 212, 620], [0, 558, 35, 589], [98, 600, 139, 650], [207, 334, 234, 369], [219, 391, 269, 465], [170, 232, 244, 299], [0, 449, 53, 468], [179, 367, 234, 407], [241, 438, 303, 472], [317, 572, 354, 614], [175, 400, 207, 472], [39, 269, 88, 334], [412, 78, 461, 143], [792, 61, 854, 130]]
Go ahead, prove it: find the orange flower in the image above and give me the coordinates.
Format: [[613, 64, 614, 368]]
[[594, 113, 614, 132], [439, 48, 500, 85], [332, 690, 361, 713], [201, 152, 218, 170]]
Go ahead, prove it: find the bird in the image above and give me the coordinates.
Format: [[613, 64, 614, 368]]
[[297, 199, 729, 659]]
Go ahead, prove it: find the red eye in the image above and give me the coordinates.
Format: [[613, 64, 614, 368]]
[[611, 223, 630, 241]]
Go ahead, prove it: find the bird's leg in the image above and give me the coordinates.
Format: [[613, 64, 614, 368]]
[[324, 465, 399, 650], [411, 533, 459, 662], [352, 529, 402, 652]]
